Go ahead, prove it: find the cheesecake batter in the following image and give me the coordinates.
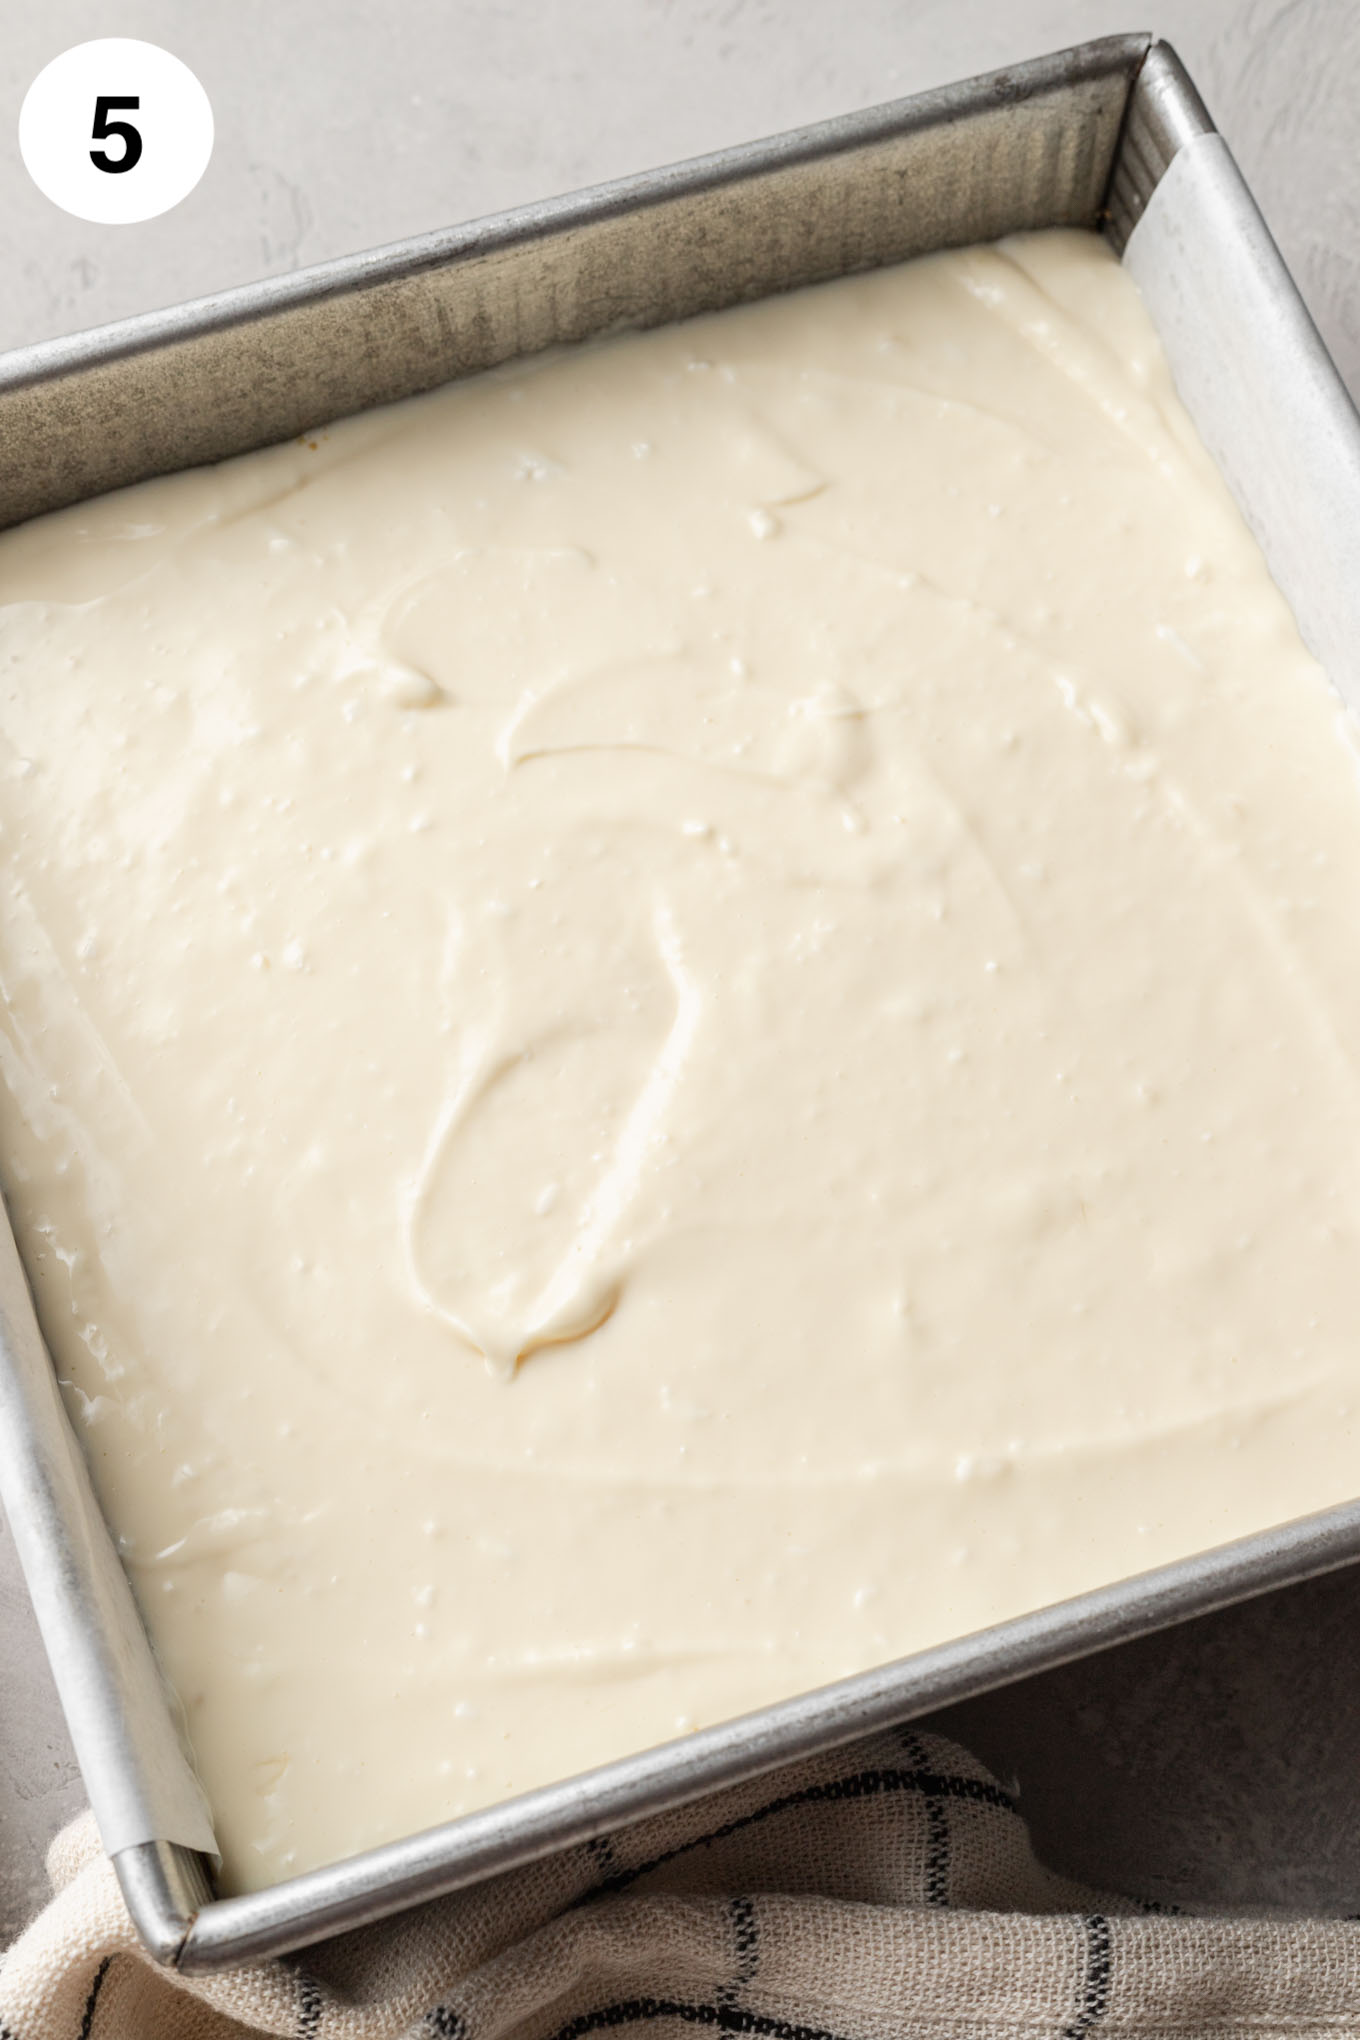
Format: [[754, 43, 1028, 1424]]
[[2, 229, 1359, 1893]]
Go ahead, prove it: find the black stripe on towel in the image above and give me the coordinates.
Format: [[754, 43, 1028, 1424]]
[[897, 1730, 951, 1906], [590, 1763, 1016, 1897], [78, 1956, 112, 2040], [545, 1999, 856, 2040], [297, 1969, 324, 2038], [714, 1894, 761, 2008], [426, 2008, 469, 2039], [1062, 1914, 1112, 2040]]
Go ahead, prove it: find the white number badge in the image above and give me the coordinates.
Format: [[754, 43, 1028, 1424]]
[[20, 39, 213, 225]]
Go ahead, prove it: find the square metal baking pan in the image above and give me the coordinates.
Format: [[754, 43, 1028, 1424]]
[[3, 29, 1360, 1974]]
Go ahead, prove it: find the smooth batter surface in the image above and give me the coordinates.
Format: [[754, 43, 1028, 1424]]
[[2, 229, 1359, 1892]]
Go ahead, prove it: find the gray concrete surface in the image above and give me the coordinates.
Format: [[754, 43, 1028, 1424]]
[[5, 0, 1360, 1949]]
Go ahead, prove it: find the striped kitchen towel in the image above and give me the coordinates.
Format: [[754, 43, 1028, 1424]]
[[3, 1726, 1359, 2039]]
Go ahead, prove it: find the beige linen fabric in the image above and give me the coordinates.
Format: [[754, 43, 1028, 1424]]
[[3, 1727, 1360, 2040]]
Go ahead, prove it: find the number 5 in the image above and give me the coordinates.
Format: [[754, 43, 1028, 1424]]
[[90, 95, 143, 174]]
